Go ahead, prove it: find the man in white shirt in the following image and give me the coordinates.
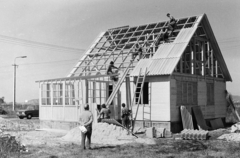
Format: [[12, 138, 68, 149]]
[[79, 104, 93, 150]]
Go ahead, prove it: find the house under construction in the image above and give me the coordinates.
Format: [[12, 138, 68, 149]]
[[36, 14, 232, 133]]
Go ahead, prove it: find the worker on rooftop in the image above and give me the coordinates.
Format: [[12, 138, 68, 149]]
[[131, 43, 143, 61], [166, 13, 177, 36]]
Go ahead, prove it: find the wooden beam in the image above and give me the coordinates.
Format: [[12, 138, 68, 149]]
[[190, 42, 193, 74], [194, 36, 208, 42], [193, 39, 196, 75]]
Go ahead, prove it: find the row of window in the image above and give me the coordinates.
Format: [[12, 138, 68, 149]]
[[41, 81, 215, 106], [41, 81, 108, 106], [41, 83, 78, 105], [176, 81, 214, 106]]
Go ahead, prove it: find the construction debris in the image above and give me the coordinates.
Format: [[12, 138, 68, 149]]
[[180, 129, 209, 140], [145, 127, 156, 138], [218, 133, 240, 141], [180, 106, 194, 130], [209, 118, 224, 130], [0, 133, 28, 154], [192, 106, 211, 130], [230, 123, 240, 133], [145, 127, 172, 138], [155, 128, 166, 138]]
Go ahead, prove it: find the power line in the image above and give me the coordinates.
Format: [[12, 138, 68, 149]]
[[0, 58, 78, 69], [21, 59, 78, 66], [0, 34, 86, 53]]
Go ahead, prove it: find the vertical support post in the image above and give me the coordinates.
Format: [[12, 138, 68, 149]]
[[13, 64, 16, 111], [180, 57, 183, 73], [39, 83, 42, 120], [85, 80, 89, 104], [193, 39, 196, 75], [206, 41, 210, 76], [63, 80, 65, 121], [50, 82, 53, 120], [125, 76, 131, 109], [190, 42, 194, 74], [215, 60, 218, 78], [211, 47, 214, 77], [202, 41, 206, 76], [152, 33, 155, 56]]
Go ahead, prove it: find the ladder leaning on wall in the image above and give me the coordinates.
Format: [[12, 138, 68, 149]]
[[130, 68, 148, 132]]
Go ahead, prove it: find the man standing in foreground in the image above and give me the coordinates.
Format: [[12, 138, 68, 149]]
[[79, 104, 93, 150]]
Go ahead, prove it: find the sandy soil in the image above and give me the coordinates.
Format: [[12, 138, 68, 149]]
[[1, 117, 240, 158]]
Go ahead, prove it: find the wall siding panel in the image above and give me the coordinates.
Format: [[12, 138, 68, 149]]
[[132, 105, 143, 120], [151, 81, 170, 121], [214, 81, 227, 118], [198, 81, 207, 105], [64, 106, 78, 121], [52, 106, 64, 120], [41, 106, 52, 120], [170, 79, 180, 122]]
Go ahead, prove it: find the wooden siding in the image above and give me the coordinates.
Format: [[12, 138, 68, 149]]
[[170, 74, 227, 121], [132, 104, 144, 120], [52, 106, 64, 120], [170, 79, 180, 121], [214, 81, 227, 118], [198, 81, 207, 105], [41, 106, 52, 120], [64, 106, 78, 121]]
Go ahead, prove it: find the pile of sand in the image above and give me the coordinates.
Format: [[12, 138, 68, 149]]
[[62, 123, 138, 145]]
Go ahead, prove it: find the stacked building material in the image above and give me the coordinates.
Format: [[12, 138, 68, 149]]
[[180, 129, 209, 140]]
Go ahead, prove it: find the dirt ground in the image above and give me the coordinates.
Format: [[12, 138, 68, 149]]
[[1, 117, 240, 158]]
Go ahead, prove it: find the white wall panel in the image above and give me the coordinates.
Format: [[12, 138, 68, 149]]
[[40, 106, 52, 120], [64, 106, 78, 121], [52, 106, 64, 120], [151, 81, 170, 121]]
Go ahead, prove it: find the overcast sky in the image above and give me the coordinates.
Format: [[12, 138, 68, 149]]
[[0, 0, 239, 102]]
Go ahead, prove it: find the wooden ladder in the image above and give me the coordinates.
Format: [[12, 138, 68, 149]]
[[130, 68, 148, 132], [143, 82, 152, 128]]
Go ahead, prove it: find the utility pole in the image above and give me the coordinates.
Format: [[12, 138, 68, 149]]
[[13, 56, 27, 111]]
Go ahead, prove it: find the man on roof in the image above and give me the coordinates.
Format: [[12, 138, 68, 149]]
[[131, 43, 144, 61], [166, 13, 177, 36]]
